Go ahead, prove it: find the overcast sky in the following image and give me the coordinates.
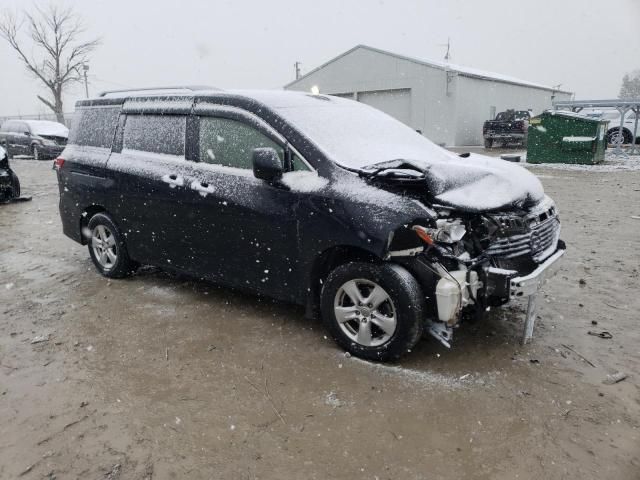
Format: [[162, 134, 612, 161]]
[[1, 0, 639, 117]]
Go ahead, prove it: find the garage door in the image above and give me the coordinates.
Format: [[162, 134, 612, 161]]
[[357, 89, 412, 127]]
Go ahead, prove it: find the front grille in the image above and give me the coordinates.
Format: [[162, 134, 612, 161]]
[[485, 207, 560, 263]]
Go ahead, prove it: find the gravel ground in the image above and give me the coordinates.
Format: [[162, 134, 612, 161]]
[[0, 157, 639, 479]]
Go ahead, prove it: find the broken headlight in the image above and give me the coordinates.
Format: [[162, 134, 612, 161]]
[[412, 219, 466, 245]]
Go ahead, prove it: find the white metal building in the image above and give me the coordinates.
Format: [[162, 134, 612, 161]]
[[284, 45, 573, 146]]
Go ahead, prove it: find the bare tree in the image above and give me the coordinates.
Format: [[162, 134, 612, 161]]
[[0, 4, 100, 123], [619, 70, 640, 99]]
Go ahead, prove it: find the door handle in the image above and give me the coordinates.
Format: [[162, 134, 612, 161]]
[[161, 173, 184, 188], [190, 180, 215, 197]]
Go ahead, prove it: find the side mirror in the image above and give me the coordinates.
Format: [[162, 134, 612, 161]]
[[252, 147, 283, 182], [24, 131, 30, 136]]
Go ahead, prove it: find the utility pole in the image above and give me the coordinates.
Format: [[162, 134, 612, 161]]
[[82, 64, 90, 98], [294, 61, 301, 80]]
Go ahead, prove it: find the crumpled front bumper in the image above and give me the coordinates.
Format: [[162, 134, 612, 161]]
[[510, 242, 566, 298]]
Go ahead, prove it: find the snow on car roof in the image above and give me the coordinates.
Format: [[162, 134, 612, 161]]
[[24, 120, 69, 137]]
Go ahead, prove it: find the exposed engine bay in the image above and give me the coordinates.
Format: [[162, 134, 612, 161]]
[[383, 186, 565, 347]]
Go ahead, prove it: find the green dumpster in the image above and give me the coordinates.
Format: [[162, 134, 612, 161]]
[[526, 110, 608, 164]]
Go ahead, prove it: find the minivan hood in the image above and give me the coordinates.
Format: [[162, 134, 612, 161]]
[[360, 153, 545, 213], [427, 153, 545, 211]]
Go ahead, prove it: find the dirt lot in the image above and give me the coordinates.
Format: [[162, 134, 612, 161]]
[[1, 157, 639, 479]]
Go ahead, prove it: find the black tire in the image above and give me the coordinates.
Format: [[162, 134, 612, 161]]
[[484, 138, 493, 149], [320, 262, 425, 361], [607, 128, 632, 145], [87, 213, 136, 278], [9, 170, 20, 198]]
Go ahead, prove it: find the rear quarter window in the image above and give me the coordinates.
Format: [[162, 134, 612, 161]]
[[68, 107, 121, 148], [123, 115, 185, 156]]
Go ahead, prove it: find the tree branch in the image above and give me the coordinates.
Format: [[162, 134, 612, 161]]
[[37, 95, 55, 111], [0, 4, 100, 117]]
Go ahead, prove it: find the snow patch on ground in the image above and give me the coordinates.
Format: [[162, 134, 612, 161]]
[[324, 391, 350, 408], [144, 285, 178, 299], [347, 356, 496, 390], [525, 153, 640, 172]]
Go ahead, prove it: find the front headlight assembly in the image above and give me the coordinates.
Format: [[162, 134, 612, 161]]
[[412, 219, 466, 245]]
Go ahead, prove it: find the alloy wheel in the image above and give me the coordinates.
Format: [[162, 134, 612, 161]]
[[91, 225, 118, 270], [333, 278, 397, 347]]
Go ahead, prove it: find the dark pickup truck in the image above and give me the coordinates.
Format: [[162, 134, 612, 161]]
[[483, 110, 530, 148]]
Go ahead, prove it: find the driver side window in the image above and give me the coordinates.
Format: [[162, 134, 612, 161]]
[[199, 117, 284, 169]]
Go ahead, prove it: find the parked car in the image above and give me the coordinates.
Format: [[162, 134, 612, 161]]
[[0, 119, 69, 160], [581, 109, 639, 145], [55, 88, 565, 360], [0, 145, 21, 202], [483, 110, 531, 148]]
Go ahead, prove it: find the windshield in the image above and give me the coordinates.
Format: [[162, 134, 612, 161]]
[[266, 94, 456, 169]]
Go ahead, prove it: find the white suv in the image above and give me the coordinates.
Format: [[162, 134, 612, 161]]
[[582, 109, 639, 145]]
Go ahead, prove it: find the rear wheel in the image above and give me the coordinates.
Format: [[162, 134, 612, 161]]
[[321, 262, 424, 361], [484, 138, 493, 149], [87, 213, 136, 278]]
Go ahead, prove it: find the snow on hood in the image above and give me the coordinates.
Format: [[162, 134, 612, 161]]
[[245, 91, 544, 212], [426, 153, 544, 211], [25, 120, 69, 138]]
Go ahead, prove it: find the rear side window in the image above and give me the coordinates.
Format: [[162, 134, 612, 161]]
[[124, 115, 185, 156], [199, 117, 283, 169], [68, 107, 120, 148]]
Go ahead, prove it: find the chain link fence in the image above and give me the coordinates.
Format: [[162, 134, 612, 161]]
[[0, 112, 76, 128]]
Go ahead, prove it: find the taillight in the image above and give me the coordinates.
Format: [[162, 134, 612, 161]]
[[53, 157, 65, 171]]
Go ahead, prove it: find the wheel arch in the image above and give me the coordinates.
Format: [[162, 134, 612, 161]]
[[304, 244, 382, 320], [79, 204, 107, 245]]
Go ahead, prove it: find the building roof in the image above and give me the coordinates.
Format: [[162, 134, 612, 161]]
[[285, 45, 572, 94]]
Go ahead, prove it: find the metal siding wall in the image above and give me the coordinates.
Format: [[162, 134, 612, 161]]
[[285, 47, 570, 147], [454, 76, 573, 146], [357, 89, 412, 126], [285, 47, 457, 146]]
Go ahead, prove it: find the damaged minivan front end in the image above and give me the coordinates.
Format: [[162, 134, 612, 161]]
[[371, 159, 566, 347]]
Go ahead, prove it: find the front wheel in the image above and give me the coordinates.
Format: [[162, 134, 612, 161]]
[[607, 128, 632, 145], [87, 213, 136, 278], [321, 262, 425, 361]]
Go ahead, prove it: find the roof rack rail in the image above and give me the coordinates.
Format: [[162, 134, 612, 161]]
[[98, 85, 221, 98]]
